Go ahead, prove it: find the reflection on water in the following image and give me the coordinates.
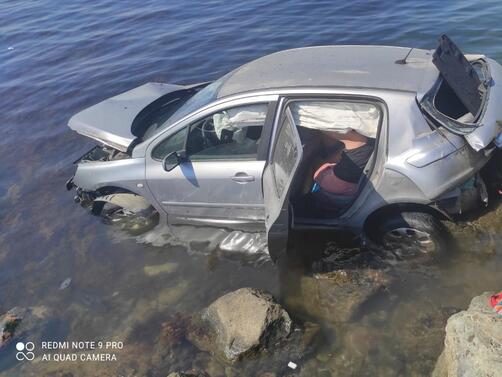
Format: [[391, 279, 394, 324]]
[[1, 0, 502, 375], [116, 224, 271, 266]]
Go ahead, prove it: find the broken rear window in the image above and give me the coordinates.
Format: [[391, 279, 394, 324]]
[[419, 35, 490, 135]]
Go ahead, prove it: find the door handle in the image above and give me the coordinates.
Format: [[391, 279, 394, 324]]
[[231, 173, 255, 183]]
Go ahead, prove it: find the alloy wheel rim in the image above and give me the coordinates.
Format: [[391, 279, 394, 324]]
[[382, 227, 437, 257]]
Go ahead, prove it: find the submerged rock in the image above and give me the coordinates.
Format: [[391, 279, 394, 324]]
[[160, 313, 192, 346], [432, 292, 502, 377], [0, 307, 24, 348], [187, 287, 319, 365], [287, 269, 391, 323], [143, 262, 178, 276]]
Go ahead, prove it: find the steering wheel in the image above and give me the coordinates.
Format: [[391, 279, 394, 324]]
[[201, 118, 220, 146]]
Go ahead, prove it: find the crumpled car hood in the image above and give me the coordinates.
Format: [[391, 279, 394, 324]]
[[68, 82, 185, 152]]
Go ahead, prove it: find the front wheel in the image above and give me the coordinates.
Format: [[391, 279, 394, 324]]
[[100, 203, 159, 235], [366, 212, 450, 261]]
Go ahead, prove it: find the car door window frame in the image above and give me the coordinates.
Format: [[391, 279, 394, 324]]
[[148, 95, 278, 162], [185, 103, 270, 162], [268, 93, 387, 219], [271, 94, 386, 161]]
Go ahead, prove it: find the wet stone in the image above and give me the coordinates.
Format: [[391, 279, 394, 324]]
[[1, 306, 56, 352], [188, 287, 291, 363], [0, 307, 24, 348], [187, 288, 319, 367], [432, 292, 502, 377]]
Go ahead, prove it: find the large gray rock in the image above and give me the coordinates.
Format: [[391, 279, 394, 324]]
[[187, 288, 318, 365], [432, 292, 502, 377]]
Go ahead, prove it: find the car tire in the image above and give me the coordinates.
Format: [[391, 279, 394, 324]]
[[366, 211, 450, 261], [100, 203, 159, 235]]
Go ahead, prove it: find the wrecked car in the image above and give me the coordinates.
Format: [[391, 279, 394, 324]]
[[67, 35, 502, 261]]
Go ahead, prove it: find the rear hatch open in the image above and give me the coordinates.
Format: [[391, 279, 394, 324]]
[[419, 35, 502, 151]]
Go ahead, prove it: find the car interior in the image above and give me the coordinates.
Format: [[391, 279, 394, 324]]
[[186, 104, 266, 160], [434, 79, 474, 122], [284, 101, 381, 223], [186, 120, 263, 159], [290, 128, 377, 223]]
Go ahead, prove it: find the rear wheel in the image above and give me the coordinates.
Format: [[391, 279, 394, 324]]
[[366, 211, 450, 261]]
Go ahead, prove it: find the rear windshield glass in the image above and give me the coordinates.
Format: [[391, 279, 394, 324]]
[[419, 59, 489, 134], [422, 62, 487, 124]]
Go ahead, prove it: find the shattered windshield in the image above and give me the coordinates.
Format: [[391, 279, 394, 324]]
[[145, 79, 225, 138]]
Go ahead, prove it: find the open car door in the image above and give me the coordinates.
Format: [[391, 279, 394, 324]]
[[263, 107, 303, 262]]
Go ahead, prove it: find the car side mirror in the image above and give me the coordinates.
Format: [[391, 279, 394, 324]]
[[162, 150, 186, 172]]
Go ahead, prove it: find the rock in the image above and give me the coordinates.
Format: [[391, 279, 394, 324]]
[[0, 307, 24, 348], [432, 292, 502, 377], [188, 288, 291, 362], [160, 313, 192, 346], [187, 288, 319, 365], [144, 262, 178, 276], [286, 269, 390, 323], [155, 280, 190, 309]]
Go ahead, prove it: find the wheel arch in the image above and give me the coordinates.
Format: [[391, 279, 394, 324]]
[[90, 186, 152, 216], [363, 202, 450, 236]]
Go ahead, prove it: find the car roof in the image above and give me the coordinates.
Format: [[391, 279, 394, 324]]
[[216, 45, 439, 98]]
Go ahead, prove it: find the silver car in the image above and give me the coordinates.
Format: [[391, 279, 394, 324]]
[[67, 35, 502, 261]]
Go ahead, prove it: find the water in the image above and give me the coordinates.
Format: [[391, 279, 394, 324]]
[[1, 0, 502, 375]]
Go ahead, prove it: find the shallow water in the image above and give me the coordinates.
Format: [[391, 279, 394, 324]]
[[1, 0, 502, 376]]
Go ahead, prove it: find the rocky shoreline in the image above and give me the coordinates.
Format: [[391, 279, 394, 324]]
[[3, 272, 499, 377], [164, 285, 501, 377]]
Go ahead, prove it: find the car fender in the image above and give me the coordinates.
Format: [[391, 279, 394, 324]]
[[91, 193, 151, 215], [72, 157, 156, 205]]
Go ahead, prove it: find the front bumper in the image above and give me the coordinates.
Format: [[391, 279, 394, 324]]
[[66, 173, 97, 211]]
